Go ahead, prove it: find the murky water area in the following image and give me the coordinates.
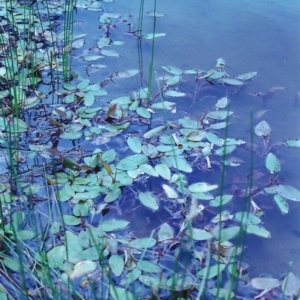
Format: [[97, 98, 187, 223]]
[[73, 0, 300, 279]]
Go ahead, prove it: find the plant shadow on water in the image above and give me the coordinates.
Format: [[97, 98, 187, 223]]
[[0, 0, 300, 299]]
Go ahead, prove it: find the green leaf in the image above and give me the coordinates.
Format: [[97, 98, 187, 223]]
[[215, 97, 229, 109], [120, 269, 142, 286], [164, 90, 186, 97], [155, 164, 171, 180], [138, 192, 159, 210], [236, 71, 257, 81], [138, 260, 161, 273], [158, 223, 174, 241], [276, 185, 300, 201], [209, 194, 233, 207], [104, 188, 121, 203], [282, 272, 299, 297], [265, 152, 280, 173], [274, 194, 289, 214], [143, 33, 166, 39], [165, 75, 181, 86], [162, 65, 183, 75], [197, 264, 226, 279], [162, 184, 178, 199], [286, 139, 300, 147], [207, 110, 233, 120], [188, 182, 218, 193], [70, 260, 97, 279], [100, 220, 129, 232], [143, 126, 166, 139], [255, 121, 271, 137], [109, 285, 135, 300], [169, 156, 193, 173], [213, 226, 240, 241], [129, 237, 156, 249], [127, 136, 142, 153], [136, 106, 151, 118], [139, 164, 159, 177], [109, 255, 124, 277], [251, 277, 281, 290], [215, 145, 236, 156], [222, 78, 243, 86], [84, 92, 95, 106], [246, 224, 271, 238], [186, 228, 213, 241], [139, 275, 162, 288], [60, 132, 82, 140], [62, 215, 81, 226], [16, 230, 36, 240]]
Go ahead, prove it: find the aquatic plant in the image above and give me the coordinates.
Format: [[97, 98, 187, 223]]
[[0, 0, 299, 299]]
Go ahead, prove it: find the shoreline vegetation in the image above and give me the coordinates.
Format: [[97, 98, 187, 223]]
[[0, 0, 299, 299]]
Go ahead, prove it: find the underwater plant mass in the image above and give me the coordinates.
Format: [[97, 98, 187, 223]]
[[0, 0, 299, 299]]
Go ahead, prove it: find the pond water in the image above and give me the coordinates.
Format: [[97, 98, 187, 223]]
[[1, 0, 300, 298], [74, 0, 300, 279]]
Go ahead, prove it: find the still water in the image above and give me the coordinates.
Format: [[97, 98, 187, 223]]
[[75, 0, 300, 278]]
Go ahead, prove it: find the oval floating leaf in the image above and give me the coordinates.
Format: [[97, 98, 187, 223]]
[[138, 192, 159, 210], [236, 72, 257, 81], [129, 237, 156, 249], [255, 121, 271, 137], [251, 277, 281, 290], [189, 182, 218, 193], [265, 152, 280, 173], [127, 136, 142, 153], [109, 254, 124, 277], [143, 126, 166, 139], [207, 110, 233, 120], [164, 90, 186, 97], [274, 194, 289, 214], [276, 185, 300, 201], [155, 164, 171, 180]]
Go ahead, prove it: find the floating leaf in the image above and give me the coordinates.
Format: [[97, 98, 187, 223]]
[[138, 192, 159, 210], [187, 228, 213, 241], [282, 272, 299, 297], [215, 145, 236, 156], [143, 33, 166, 39], [84, 92, 95, 106], [104, 188, 121, 203], [70, 260, 97, 280], [101, 49, 120, 57], [222, 78, 243, 86], [100, 220, 129, 232], [62, 215, 81, 226], [136, 106, 151, 118], [215, 97, 229, 109], [276, 185, 300, 201], [138, 260, 161, 273], [120, 269, 142, 286], [286, 139, 300, 147], [162, 184, 178, 199], [251, 277, 281, 290], [274, 194, 289, 214], [83, 55, 103, 61], [146, 11, 166, 17], [246, 224, 271, 238], [164, 90, 186, 97], [129, 237, 156, 249], [197, 264, 226, 279], [127, 136, 142, 153], [188, 182, 218, 193], [158, 223, 174, 241], [265, 152, 280, 173], [139, 164, 159, 177], [109, 286, 135, 300], [151, 101, 176, 110], [16, 230, 36, 240], [209, 194, 233, 207], [109, 255, 124, 277], [116, 69, 139, 78], [143, 126, 166, 139], [165, 75, 180, 86], [162, 65, 183, 75], [60, 132, 82, 140], [207, 110, 233, 120], [169, 156, 193, 173], [236, 71, 257, 81], [255, 121, 271, 137], [155, 164, 171, 180]]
